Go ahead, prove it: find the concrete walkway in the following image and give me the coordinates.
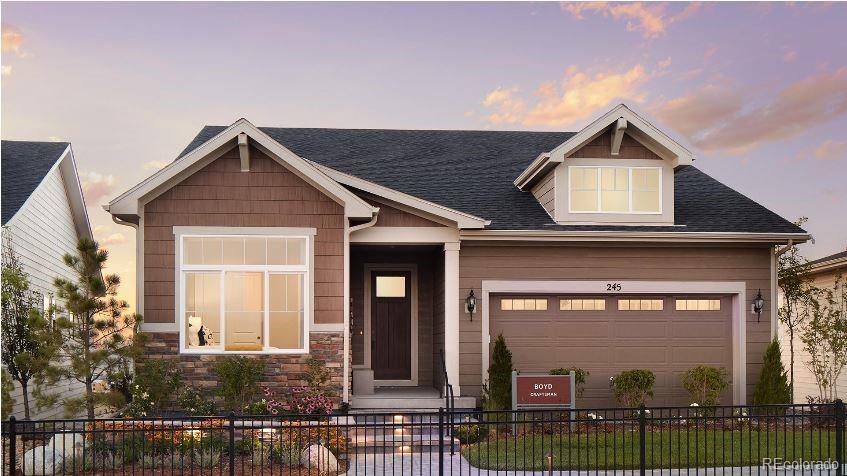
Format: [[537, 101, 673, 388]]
[[347, 452, 842, 475]]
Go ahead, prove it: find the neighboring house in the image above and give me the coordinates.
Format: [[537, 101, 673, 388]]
[[1, 140, 93, 419], [778, 250, 847, 402], [106, 104, 809, 410]]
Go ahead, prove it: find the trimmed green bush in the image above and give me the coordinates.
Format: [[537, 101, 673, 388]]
[[486, 334, 513, 411], [550, 367, 589, 399], [610, 369, 655, 407], [214, 356, 266, 412], [681, 365, 730, 406], [134, 359, 182, 414], [753, 339, 791, 406], [455, 424, 489, 444]]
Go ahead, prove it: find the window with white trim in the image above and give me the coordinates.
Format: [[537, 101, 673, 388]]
[[569, 166, 661, 213], [180, 235, 309, 353]]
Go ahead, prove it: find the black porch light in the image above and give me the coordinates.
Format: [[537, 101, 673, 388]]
[[466, 290, 477, 321], [752, 289, 765, 322]]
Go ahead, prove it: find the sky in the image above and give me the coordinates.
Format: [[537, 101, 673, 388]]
[[2, 1, 846, 312]]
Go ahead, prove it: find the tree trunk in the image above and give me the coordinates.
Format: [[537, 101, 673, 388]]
[[789, 325, 795, 404], [21, 380, 31, 420], [85, 377, 94, 419]]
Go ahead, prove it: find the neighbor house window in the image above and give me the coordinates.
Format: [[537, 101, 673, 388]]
[[180, 234, 309, 353], [560, 299, 606, 311], [675, 299, 721, 311], [569, 166, 661, 213], [500, 298, 548, 311], [618, 299, 664, 311]]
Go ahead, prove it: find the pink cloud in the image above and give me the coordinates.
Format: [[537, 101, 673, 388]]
[[2, 24, 27, 58], [560, 2, 700, 39], [484, 62, 658, 128], [80, 171, 118, 205], [813, 140, 847, 161], [782, 47, 798, 63], [654, 68, 847, 152]]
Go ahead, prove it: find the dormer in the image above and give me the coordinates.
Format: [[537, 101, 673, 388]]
[[515, 104, 694, 226]]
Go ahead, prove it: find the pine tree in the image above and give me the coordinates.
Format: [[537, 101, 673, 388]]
[[42, 238, 144, 418], [753, 339, 791, 406], [487, 334, 513, 411], [0, 232, 60, 419]]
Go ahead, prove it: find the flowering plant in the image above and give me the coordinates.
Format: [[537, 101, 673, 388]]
[[177, 386, 216, 416], [123, 384, 153, 417], [245, 386, 286, 415], [286, 386, 334, 415]]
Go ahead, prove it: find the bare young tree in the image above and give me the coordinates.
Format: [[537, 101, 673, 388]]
[[801, 274, 847, 401]]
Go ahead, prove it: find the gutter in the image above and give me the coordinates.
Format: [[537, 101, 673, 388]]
[[460, 230, 812, 244]]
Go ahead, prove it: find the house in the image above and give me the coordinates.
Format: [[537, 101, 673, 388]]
[[1, 140, 92, 419], [106, 105, 809, 409], [779, 249, 847, 402]]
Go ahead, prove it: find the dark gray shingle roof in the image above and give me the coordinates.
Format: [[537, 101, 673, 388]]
[[178, 127, 805, 234], [808, 250, 847, 267], [2, 140, 70, 224]]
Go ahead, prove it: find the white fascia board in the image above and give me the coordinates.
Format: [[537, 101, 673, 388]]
[[545, 104, 695, 166], [58, 145, 95, 240], [460, 229, 812, 244], [310, 161, 490, 229], [106, 119, 375, 220], [514, 152, 556, 190], [809, 256, 847, 274]]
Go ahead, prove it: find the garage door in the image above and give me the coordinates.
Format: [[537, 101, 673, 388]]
[[490, 294, 733, 407]]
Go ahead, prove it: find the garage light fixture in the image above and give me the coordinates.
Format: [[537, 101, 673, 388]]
[[752, 289, 765, 322], [466, 290, 477, 321]]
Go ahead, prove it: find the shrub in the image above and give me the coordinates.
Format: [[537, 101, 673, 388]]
[[132, 360, 182, 414], [454, 423, 488, 444], [285, 357, 336, 414], [214, 356, 266, 411], [247, 386, 286, 415], [486, 334, 513, 411], [177, 386, 216, 416], [609, 369, 655, 407], [753, 339, 791, 406], [681, 365, 730, 406], [550, 367, 590, 399]]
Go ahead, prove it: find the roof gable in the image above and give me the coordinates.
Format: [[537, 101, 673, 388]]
[[106, 119, 375, 220], [2, 140, 71, 224]]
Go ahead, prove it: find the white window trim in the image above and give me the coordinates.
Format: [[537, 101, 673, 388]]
[[568, 165, 663, 215], [174, 226, 315, 355]]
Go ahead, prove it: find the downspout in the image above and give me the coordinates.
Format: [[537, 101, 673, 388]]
[[110, 213, 140, 381], [343, 209, 379, 404], [771, 240, 794, 344]]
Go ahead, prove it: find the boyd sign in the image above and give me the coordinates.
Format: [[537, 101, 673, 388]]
[[511, 371, 575, 410]]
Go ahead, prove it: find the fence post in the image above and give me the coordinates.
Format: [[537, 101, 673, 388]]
[[835, 399, 844, 476], [8, 416, 16, 476], [228, 411, 236, 476], [638, 404, 646, 476], [438, 407, 445, 476]]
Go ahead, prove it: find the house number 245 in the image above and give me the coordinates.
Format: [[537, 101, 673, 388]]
[[606, 283, 622, 292]]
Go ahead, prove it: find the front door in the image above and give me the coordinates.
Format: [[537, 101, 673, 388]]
[[371, 271, 412, 380]]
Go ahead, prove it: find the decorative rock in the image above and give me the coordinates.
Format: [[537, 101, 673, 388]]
[[300, 444, 338, 474], [22, 445, 63, 476], [49, 432, 85, 459]]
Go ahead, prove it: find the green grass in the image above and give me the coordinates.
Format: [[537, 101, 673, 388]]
[[462, 430, 839, 470]]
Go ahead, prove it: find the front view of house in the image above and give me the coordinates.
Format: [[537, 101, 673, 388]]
[[107, 105, 808, 410]]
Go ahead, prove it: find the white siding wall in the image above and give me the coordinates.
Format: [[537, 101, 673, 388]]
[[3, 165, 87, 419], [778, 268, 847, 402]]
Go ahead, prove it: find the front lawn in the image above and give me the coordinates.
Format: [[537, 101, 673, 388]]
[[462, 430, 839, 470]]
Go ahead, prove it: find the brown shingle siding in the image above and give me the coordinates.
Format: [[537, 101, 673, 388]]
[[142, 146, 344, 325]]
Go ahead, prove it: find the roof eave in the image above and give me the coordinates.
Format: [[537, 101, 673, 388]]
[[460, 229, 811, 244]]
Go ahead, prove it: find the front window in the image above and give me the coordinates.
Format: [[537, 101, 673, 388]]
[[180, 235, 308, 353], [569, 166, 661, 213]]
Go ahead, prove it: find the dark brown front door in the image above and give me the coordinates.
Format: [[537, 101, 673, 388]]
[[371, 271, 412, 380]]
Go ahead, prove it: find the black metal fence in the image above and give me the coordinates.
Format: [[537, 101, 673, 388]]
[[3, 401, 844, 475]]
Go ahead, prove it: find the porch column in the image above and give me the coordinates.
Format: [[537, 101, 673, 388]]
[[444, 242, 461, 396]]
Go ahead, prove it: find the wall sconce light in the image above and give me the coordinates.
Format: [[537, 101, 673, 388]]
[[466, 290, 477, 321], [752, 289, 765, 322]]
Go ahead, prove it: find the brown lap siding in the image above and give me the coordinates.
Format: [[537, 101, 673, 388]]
[[458, 244, 773, 399], [143, 146, 344, 325]]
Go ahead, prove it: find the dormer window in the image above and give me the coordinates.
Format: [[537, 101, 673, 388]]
[[568, 166, 661, 214]]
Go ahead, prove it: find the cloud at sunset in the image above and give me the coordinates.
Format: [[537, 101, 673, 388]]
[[813, 140, 847, 161], [2, 24, 27, 58], [80, 171, 118, 206], [99, 233, 127, 246], [560, 2, 701, 39], [484, 63, 654, 127], [143, 160, 170, 170], [656, 68, 847, 153]]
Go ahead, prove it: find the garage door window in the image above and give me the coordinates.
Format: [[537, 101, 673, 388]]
[[618, 299, 664, 311], [560, 299, 605, 311], [501, 298, 548, 311], [676, 299, 721, 311]]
